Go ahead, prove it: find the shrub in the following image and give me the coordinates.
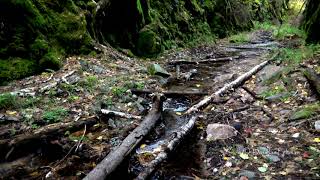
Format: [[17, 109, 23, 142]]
[[42, 107, 68, 123]]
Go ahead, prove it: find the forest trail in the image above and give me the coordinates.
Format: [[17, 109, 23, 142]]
[[0, 28, 319, 179]]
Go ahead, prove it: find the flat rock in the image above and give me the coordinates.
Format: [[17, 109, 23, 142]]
[[148, 64, 171, 78], [257, 65, 283, 83], [266, 154, 280, 162], [206, 123, 238, 141]]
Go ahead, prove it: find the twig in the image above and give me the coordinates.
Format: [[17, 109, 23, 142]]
[[242, 86, 263, 100], [101, 109, 142, 120]]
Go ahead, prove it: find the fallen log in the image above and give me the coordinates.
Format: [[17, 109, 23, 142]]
[[101, 109, 142, 120], [168, 56, 239, 65], [136, 54, 277, 179], [0, 117, 98, 160], [186, 58, 273, 114], [303, 67, 320, 97], [136, 116, 199, 180], [83, 94, 164, 180], [130, 89, 208, 97]]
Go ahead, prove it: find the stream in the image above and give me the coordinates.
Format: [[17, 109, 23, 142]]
[[113, 31, 279, 179]]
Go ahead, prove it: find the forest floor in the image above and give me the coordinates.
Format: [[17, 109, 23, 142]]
[[0, 23, 319, 179]]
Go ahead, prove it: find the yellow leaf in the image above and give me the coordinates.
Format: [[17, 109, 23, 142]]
[[140, 144, 147, 149], [176, 112, 182, 115], [223, 156, 229, 161], [196, 84, 201, 87], [313, 138, 320, 143], [6, 111, 17, 115]]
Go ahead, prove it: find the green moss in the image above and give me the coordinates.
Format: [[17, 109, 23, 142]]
[[39, 50, 62, 70], [0, 0, 94, 82], [0, 58, 37, 82], [137, 27, 162, 56], [290, 103, 320, 121]]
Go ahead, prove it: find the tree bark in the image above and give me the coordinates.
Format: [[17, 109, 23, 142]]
[[304, 67, 320, 97], [83, 95, 164, 180], [0, 117, 98, 160]]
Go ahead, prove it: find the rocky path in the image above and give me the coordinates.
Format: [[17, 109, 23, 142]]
[[0, 30, 319, 179]]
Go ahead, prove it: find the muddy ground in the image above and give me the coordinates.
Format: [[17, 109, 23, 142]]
[[0, 30, 319, 179]]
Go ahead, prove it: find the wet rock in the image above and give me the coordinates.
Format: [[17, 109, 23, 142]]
[[257, 65, 283, 82], [108, 119, 116, 129], [206, 124, 238, 141], [239, 170, 256, 179], [148, 64, 171, 78], [236, 144, 246, 153], [91, 65, 106, 74], [0, 114, 20, 123], [266, 154, 280, 162], [257, 146, 269, 155], [67, 74, 81, 84], [315, 120, 320, 131]]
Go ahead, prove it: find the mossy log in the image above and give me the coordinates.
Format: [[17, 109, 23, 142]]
[[303, 67, 320, 97]]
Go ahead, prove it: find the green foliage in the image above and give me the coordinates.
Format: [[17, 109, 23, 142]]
[[277, 44, 320, 64], [290, 103, 320, 120], [0, 93, 18, 109], [42, 107, 68, 123], [111, 86, 128, 97], [228, 32, 251, 43], [260, 85, 286, 99], [80, 75, 98, 92], [274, 23, 306, 40]]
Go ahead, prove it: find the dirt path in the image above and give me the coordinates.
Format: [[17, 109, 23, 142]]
[[0, 30, 319, 179]]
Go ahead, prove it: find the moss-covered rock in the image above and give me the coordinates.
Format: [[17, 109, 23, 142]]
[[0, 58, 37, 83], [137, 27, 162, 56], [0, 0, 94, 82]]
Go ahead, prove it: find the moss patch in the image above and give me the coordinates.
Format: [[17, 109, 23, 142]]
[[0, 0, 94, 82]]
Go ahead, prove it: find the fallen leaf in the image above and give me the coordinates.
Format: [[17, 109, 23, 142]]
[[313, 138, 320, 143], [258, 166, 268, 173], [239, 153, 249, 160], [303, 152, 310, 158]]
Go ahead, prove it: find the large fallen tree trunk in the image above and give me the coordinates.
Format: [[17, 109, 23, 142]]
[[136, 116, 199, 180], [83, 94, 164, 180], [136, 55, 277, 179], [168, 56, 239, 65], [130, 89, 208, 97], [0, 117, 98, 160], [186, 58, 272, 114], [303, 67, 320, 97]]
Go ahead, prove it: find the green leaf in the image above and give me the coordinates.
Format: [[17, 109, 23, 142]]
[[258, 166, 268, 173], [239, 153, 249, 160]]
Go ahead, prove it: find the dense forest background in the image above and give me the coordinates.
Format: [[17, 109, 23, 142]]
[[0, 0, 318, 83]]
